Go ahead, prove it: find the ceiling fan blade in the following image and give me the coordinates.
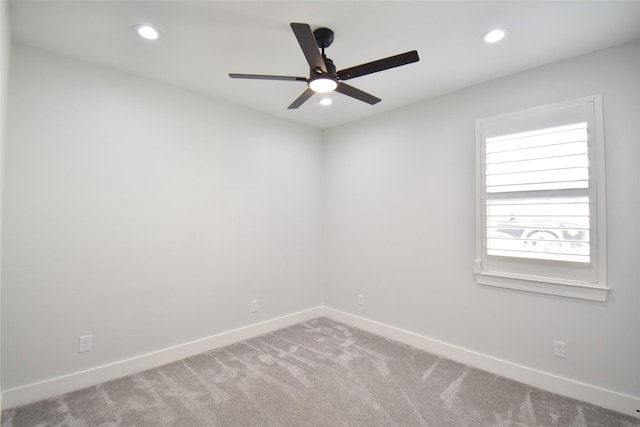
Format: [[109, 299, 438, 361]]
[[337, 50, 419, 81], [290, 23, 327, 74], [287, 87, 315, 109], [229, 73, 307, 82], [335, 82, 381, 105]]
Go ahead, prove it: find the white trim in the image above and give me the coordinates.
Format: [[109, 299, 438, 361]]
[[591, 94, 607, 289], [2, 306, 324, 409], [323, 307, 640, 419], [475, 270, 609, 302]]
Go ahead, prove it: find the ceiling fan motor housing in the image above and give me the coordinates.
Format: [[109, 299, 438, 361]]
[[314, 57, 337, 78]]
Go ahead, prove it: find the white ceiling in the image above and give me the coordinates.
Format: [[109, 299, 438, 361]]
[[8, 1, 640, 129]]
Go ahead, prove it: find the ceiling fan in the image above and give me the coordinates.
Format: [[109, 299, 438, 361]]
[[229, 23, 420, 109]]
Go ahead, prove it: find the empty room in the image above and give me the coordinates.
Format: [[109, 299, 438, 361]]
[[0, 1, 639, 425]]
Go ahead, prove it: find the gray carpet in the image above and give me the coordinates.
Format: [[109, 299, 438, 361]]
[[2, 317, 638, 426]]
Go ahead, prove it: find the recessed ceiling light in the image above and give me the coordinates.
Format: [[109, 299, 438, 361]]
[[135, 24, 159, 40], [320, 98, 332, 106], [482, 29, 507, 44]]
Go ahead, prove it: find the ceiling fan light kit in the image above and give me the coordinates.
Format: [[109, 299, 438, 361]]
[[309, 77, 337, 93], [229, 22, 420, 109]]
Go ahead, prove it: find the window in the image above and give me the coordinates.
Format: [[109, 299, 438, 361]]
[[475, 95, 608, 301]]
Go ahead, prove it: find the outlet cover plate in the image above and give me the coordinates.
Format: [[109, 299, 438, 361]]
[[553, 340, 566, 358], [79, 335, 92, 353]]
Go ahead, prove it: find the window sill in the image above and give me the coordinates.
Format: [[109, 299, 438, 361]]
[[475, 271, 609, 302]]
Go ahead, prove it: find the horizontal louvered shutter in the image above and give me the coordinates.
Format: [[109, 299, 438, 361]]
[[484, 123, 591, 263]]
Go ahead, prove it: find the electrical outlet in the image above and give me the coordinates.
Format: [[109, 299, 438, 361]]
[[357, 294, 364, 306], [553, 340, 566, 358], [250, 299, 258, 313], [79, 335, 92, 353]]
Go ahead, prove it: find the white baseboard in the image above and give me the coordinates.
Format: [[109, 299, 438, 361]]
[[323, 307, 640, 419], [2, 306, 323, 409]]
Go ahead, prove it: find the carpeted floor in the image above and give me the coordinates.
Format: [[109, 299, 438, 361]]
[[2, 317, 638, 426]]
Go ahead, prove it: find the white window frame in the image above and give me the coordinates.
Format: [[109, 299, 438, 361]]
[[475, 95, 608, 301]]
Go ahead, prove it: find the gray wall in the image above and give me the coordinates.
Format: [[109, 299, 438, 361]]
[[324, 40, 640, 397], [2, 45, 324, 389], [0, 0, 12, 411], [3, 39, 639, 403]]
